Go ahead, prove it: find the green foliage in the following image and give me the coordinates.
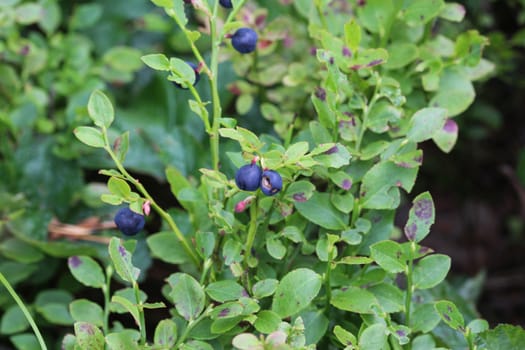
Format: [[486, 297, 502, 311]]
[[1, 0, 524, 349]]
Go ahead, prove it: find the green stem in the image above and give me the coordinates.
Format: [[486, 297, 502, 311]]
[[175, 305, 214, 347], [355, 75, 381, 153], [465, 328, 476, 350], [0, 273, 47, 350], [102, 131, 200, 267], [324, 248, 334, 313], [133, 281, 147, 345], [404, 241, 416, 326], [244, 198, 259, 268], [102, 265, 113, 334], [200, 258, 213, 285]]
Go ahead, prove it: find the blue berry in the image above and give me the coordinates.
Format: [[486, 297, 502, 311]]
[[173, 61, 200, 89], [219, 0, 233, 8], [235, 164, 262, 191], [231, 28, 258, 54], [260, 170, 282, 196], [114, 207, 145, 236]]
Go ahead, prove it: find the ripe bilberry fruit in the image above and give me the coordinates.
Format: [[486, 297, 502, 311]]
[[235, 163, 262, 191], [260, 170, 282, 196], [219, 0, 233, 8], [173, 61, 200, 89], [231, 28, 258, 54], [114, 207, 145, 236]]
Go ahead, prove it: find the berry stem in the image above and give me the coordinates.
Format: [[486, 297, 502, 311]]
[[102, 129, 201, 267]]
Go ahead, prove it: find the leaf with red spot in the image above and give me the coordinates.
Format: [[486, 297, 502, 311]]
[[434, 300, 464, 331], [432, 118, 458, 153], [108, 237, 140, 283], [67, 256, 105, 288], [404, 192, 435, 242]]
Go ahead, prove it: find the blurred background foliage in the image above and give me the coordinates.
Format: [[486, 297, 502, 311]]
[[0, 0, 524, 346]]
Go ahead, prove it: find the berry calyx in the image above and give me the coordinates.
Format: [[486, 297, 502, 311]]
[[235, 163, 262, 191], [173, 61, 200, 89], [231, 28, 258, 54], [260, 170, 282, 196], [114, 207, 145, 236], [219, 0, 233, 8]]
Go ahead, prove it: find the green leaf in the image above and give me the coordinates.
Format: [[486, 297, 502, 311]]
[[468, 319, 489, 334], [141, 53, 170, 71], [430, 67, 475, 117], [252, 279, 279, 299], [360, 161, 418, 209], [440, 2, 466, 22], [413, 254, 451, 289], [411, 303, 441, 333], [222, 238, 243, 266], [106, 330, 140, 350], [232, 333, 263, 350], [111, 295, 140, 325], [69, 299, 104, 327], [334, 325, 357, 348], [384, 43, 419, 69], [271, 268, 322, 318], [369, 283, 404, 313], [107, 177, 132, 199], [147, 231, 191, 264], [370, 240, 406, 273], [266, 235, 287, 260], [254, 310, 281, 334], [236, 94, 254, 115], [74, 126, 105, 148], [401, 0, 445, 26], [0, 305, 28, 335], [331, 286, 378, 314], [196, 231, 215, 259], [407, 108, 448, 143], [108, 237, 140, 283], [154, 319, 178, 347], [295, 192, 349, 230], [167, 273, 205, 321], [301, 310, 329, 345], [9, 334, 40, 350], [67, 256, 105, 288], [205, 280, 246, 303], [37, 303, 74, 325], [87, 90, 114, 129], [104, 46, 142, 72], [69, 3, 102, 29], [169, 57, 196, 87], [344, 19, 361, 52], [434, 300, 464, 330], [479, 324, 525, 350], [0, 238, 44, 263], [358, 323, 388, 350], [357, 0, 395, 34], [15, 3, 43, 24], [74, 322, 104, 350], [404, 192, 435, 242]]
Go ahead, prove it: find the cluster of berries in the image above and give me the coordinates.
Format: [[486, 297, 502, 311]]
[[235, 161, 282, 196], [176, 0, 258, 90]]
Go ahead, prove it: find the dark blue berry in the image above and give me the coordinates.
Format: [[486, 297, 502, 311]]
[[173, 61, 200, 89], [219, 0, 233, 8], [235, 164, 262, 191], [260, 170, 282, 196], [231, 28, 258, 54], [114, 207, 145, 236]]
